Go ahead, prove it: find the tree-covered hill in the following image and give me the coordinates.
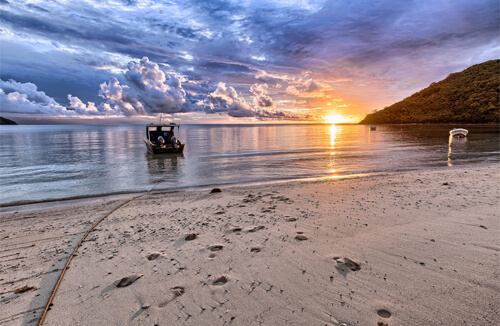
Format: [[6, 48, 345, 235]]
[[360, 60, 499, 124]]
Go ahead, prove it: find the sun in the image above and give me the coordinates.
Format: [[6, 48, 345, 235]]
[[324, 114, 350, 124]]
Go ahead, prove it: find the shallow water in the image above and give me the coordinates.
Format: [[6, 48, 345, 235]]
[[0, 124, 498, 205]]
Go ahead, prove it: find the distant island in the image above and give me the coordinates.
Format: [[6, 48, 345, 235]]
[[360, 60, 499, 124], [0, 116, 18, 125]]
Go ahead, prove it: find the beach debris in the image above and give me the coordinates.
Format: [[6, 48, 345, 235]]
[[185, 233, 198, 241], [147, 253, 161, 260], [116, 274, 143, 288], [250, 247, 261, 252], [335, 257, 361, 271], [295, 235, 308, 241], [14, 285, 37, 294], [211, 187, 222, 193], [286, 217, 298, 222], [142, 304, 150, 309], [212, 276, 228, 286], [442, 182, 449, 185], [479, 225, 488, 229]]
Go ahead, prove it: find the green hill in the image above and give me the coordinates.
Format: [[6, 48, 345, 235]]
[[360, 60, 499, 124]]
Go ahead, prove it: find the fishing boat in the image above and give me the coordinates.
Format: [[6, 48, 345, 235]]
[[143, 123, 185, 154], [449, 128, 468, 138]]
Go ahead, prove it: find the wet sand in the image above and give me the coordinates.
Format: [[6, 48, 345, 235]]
[[1, 166, 499, 325]]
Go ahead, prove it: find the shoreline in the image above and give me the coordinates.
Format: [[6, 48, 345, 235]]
[[1, 163, 497, 210], [1, 165, 499, 325]]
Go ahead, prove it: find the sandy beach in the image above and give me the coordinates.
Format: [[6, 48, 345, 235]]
[[1, 165, 499, 326]]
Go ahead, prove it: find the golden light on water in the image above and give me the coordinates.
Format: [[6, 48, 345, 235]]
[[329, 124, 339, 173], [330, 124, 337, 149]]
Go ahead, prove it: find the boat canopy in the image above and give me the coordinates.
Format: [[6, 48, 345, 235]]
[[146, 123, 180, 141]]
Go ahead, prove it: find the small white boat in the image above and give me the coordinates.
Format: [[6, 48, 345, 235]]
[[369, 125, 376, 130], [449, 128, 468, 138]]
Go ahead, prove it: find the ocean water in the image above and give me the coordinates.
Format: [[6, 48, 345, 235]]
[[0, 124, 498, 205]]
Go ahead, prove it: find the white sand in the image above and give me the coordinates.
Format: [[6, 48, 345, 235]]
[[1, 166, 499, 326]]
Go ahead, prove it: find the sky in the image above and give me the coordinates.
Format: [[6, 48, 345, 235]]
[[0, 0, 498, 124]]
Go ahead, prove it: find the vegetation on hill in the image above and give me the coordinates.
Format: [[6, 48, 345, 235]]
[[0, 116, 18, 125], [360, 60, 499, 124]]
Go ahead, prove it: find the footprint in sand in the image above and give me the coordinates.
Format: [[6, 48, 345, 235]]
[[286, 217, 297, 222], [208, 245, 224, 252], [295, 235, 308, 241], [172, 286, 185, 297], [248, 226, 265, 233], [147, 253, 161, 261], [212, 276, 228, 286], [158, 286, 185, 307], [231, 227, 243, 233], [116, 274, 143, 288], [377, 309, 392, 318], [185, 233, 198, 241], [334, 257, 361, 271], [250, 247, 261, 252]]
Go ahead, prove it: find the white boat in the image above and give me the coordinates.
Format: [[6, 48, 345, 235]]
[[369, 125, 376, 130], [449, 128, 468, 138]]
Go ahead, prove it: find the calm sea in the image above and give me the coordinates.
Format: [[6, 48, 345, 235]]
[[0, 124, 498, 206]]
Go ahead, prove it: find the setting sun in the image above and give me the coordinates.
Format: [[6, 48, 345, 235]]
[[323, 114, 351, 124]]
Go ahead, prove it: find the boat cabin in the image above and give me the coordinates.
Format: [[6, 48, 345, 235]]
[[146, 123, 179, 145]]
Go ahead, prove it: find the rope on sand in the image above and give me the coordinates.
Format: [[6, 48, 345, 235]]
[[37, 194, 146, 325]]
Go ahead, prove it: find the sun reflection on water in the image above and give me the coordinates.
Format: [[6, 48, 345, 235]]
[[329, 124, 339, 173]]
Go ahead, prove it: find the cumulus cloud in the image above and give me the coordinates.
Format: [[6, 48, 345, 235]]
[[255, 69, 331, 98], [98, 57, 187, 116], [67, 95, 120, 116], [0, 79, 73, 115], [250, 83, 276, 108], [205, 82, 255, 117], [286, 78, 330, 98], [0, 57, 325, 121]]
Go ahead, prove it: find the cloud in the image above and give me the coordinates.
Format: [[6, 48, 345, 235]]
[[205, 82, 255, 117], [1, 57, 291, 120], [97, 57, 187, 116], [67, 95, 120, 116], [2, 0, 498, 122], [250, 83, 276, 108], [286, 78, 331, 98], [0, 79, 72, 115]]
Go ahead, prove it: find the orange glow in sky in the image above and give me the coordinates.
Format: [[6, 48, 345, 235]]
[[323, 114, 354, 124]]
